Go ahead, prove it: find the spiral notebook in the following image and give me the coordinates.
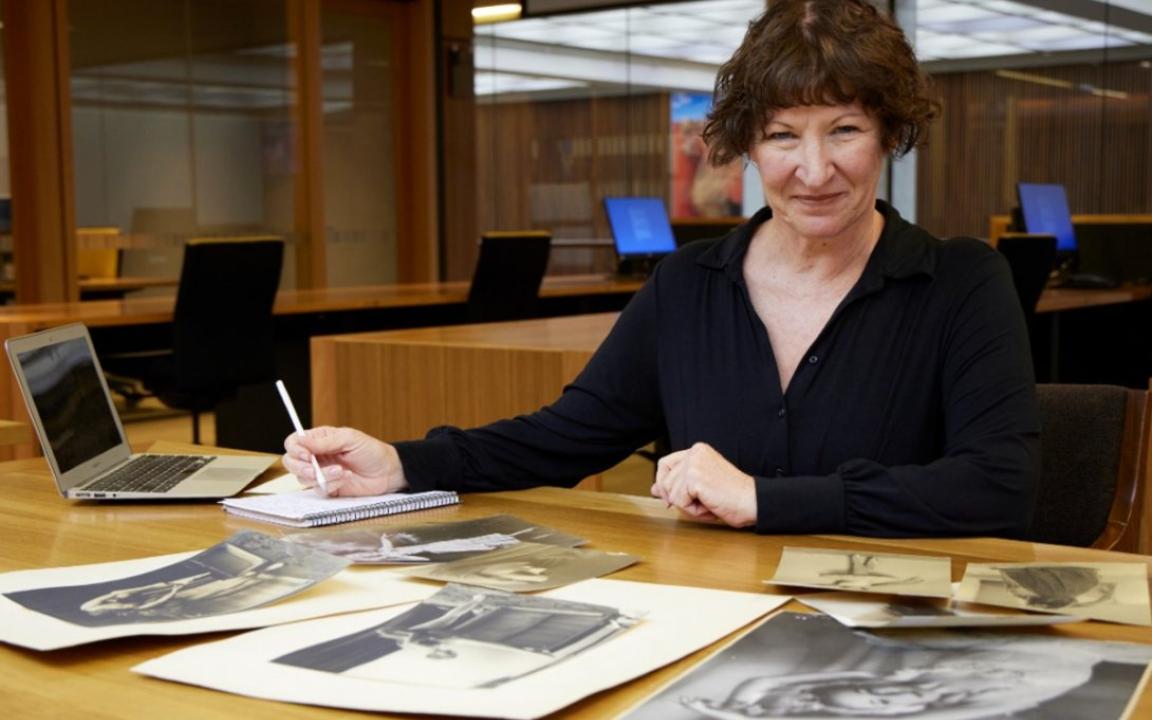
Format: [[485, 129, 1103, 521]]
[[220, 489, 460, 528]]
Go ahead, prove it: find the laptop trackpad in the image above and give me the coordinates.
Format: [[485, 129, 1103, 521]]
[[196, 468, 255, 483]]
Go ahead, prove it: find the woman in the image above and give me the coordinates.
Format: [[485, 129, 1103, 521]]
[[284, 0, 1038, 538]]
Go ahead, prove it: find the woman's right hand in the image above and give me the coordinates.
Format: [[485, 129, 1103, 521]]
[[282, 426, 407, 497]]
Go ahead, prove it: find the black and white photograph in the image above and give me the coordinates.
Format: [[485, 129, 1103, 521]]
[[274, 582, 637, 688], [798, 591, 1081, 629], [621, 612, 1152, 720], [133, 578, 786, 718], [4, 531, 349, 627], [765, 548, 953, 598], [281, 514, 585, 564], [407, 541, 639, 592], [956, 562, 1152, 626]]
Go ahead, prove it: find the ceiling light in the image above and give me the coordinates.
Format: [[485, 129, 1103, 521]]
[[473, 3, 522, 24], [995, 69, 1073, 89]]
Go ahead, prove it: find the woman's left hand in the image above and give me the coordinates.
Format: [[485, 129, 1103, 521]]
[[651, 443, 757, 528]]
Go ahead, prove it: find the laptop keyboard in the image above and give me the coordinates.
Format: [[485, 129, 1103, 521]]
[[84, 454, 216, 494]]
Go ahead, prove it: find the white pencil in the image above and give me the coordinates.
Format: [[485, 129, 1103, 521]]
[[275, 379, 329, 496]]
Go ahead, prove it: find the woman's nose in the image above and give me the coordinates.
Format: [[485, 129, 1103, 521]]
[[795, 139, 834, 186]]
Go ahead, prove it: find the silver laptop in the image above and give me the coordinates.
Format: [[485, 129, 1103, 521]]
[[5, 323, 275, 499]]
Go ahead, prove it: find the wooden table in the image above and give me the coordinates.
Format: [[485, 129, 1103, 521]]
[[0, 276, 643, 459], [2, 441, 1151, 719]]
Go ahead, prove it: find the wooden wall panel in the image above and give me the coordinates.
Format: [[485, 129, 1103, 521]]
[[919, 60, 1152, 239], [470, 93, 670, 278]]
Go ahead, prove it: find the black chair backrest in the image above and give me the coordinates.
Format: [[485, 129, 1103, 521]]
[[670, 217, 742, 247], [997, 233, 1056, 315], [467, 231, 552, 322], [172, 238, 284, 393], [1031, 384, 1131, 547]]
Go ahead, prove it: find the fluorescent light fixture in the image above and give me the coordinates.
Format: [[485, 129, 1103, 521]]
[[473, 3, 522, 24], [1084, 86, 1129, 100], [995, 69, 1073, 89], [474, 71, 585, 95]]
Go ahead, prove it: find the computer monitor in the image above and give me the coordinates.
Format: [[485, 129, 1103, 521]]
[[1017, 183, 1077, 253], [603, 197, 677, 259]]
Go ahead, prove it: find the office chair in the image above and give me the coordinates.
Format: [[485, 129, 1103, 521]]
[[466, 231, 552, 323], [670, 217, 743, 247], [996, 233, 1057, 315], [1028, 383, 1150, 552], [103, 238, 284, 444]]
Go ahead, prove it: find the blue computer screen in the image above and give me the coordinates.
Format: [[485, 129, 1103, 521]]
[[1017, 183, 1077, 252], [604, 197, 677, 257]]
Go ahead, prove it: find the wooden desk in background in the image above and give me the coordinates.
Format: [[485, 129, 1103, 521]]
[[2, 441, 1151, 719], [0, 419, 31, 445], [311, 313, 612, 446], [0, 275, 180, 301], [1036, 284, 1152, 314], [0, 276, 643, 460]]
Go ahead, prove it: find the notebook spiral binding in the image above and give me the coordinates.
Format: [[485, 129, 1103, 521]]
[[302, 492, 458, 526]]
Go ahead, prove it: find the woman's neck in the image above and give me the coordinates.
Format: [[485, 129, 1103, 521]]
[[750, 208, 884, 286]]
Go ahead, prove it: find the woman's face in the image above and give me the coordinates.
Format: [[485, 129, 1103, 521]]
[[748, 103, 885, 242]]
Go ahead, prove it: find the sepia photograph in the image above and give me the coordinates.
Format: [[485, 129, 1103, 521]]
[[956, 562, 1152, 626], [798, 591, 1081, 629], [274, 582, 637, 688], [765, 547, 953, 598], [281, 514, 584, 564], [621, 611, 1152, 720], [4, 531, 348, 627], [407, 541, 638, 592]]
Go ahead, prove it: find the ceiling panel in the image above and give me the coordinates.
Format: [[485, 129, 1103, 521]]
[[477, 0, 1152, 97]]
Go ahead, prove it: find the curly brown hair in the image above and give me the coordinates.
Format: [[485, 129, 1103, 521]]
[[702, 0, 939, 165]]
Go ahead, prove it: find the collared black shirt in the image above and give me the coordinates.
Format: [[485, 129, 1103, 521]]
[[398, 201, 1039, 538]]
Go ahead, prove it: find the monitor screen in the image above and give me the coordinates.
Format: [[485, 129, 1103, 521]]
[[1017, 183, 1077, 252], [604, 197, 677, 257]]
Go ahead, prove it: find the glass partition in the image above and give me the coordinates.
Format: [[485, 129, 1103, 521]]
[[318, 1, 400, 287], [69, 0, 295, 291]]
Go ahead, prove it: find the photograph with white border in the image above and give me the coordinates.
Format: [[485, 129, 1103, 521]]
[[0, 534, 437, 650], [133, 579, 790, 719]]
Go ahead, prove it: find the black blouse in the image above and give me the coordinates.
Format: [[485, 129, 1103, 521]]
[[397, 200, 1039, 539]]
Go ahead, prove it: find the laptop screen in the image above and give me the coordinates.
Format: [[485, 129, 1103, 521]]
[[1017, 183, 1077, 253], [604, 197, 677, 257], [16, 337, 123, 473]]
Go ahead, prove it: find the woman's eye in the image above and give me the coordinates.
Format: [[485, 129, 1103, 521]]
[[766, 131, 795, 142], [833, 125, 862, 135]]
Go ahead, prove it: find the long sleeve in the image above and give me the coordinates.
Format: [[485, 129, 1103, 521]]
[[395, 277, 666, 493]]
